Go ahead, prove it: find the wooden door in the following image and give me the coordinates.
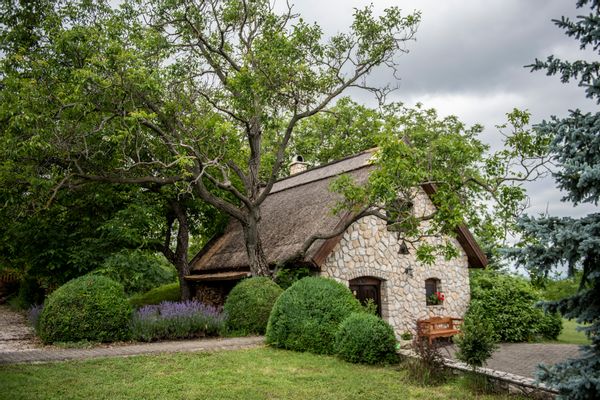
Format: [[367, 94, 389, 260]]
[[349, 277, 382, 316]]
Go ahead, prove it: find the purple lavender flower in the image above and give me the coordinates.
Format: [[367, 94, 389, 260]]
[[131, 300, 225, 341]]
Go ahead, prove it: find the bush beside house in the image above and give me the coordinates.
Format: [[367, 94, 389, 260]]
[[335, 312, 398, 365], [266, 276, 362, 355], [224, 277, 283, 335], [469, 270, 562, 342]]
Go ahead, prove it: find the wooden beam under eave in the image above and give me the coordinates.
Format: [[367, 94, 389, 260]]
[[184, 271, 251, 282]]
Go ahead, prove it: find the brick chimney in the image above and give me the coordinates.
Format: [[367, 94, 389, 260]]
[[289, 155, 309, 175]]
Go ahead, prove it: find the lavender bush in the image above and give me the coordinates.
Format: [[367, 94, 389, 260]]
[[130, 300, 226, 341]]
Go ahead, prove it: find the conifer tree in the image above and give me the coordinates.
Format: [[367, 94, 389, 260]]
[[509, 1, 600, 397]]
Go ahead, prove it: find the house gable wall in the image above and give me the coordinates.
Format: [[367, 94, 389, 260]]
[[319, 189, 471, 337]]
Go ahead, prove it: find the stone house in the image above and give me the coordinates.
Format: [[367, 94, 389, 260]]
[[186, 149, 487, 336]]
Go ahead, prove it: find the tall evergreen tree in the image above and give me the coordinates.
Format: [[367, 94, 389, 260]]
[[508, 1, 600, 398]]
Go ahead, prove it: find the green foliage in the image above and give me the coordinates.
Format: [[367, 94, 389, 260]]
[[405, 339, 448, 386], [39, 275, 131, 344], [266, 277, 362, 355], [362, 298, 379, 315], [289, 97, 379, 165], [539, 275, 580, 301], [455, 305, 498, 368], [13, 277, 45, 309], [469, 270, 562, 342], [274, 265, 312, 290], [328, 103, 545, 266], [93, 250, 176, 295], [0, 0, 421, 280], [507, 1, 600, 396], [537, 312, 563, 341], [224, 277, 283, 335], [334, 312, 398, 365], [129, 282, 180, 307]]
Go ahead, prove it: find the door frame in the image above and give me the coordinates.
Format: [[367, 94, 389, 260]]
[[349, 276, 382, 316]]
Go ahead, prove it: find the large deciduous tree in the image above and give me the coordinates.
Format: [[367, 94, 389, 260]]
[[0, 0, 420, 286], [507, 1, 600, 397]]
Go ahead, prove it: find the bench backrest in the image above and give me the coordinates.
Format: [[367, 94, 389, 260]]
[[417, 317, 462, 333]]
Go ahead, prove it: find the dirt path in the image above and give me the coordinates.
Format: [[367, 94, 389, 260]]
[[0, 305, 40, 352]]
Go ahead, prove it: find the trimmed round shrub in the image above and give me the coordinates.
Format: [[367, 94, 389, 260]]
[[224, 277, 283, 335], [334, 312, 398, 364], [39, 275, 131, 343], [266, 276, 362, 355]]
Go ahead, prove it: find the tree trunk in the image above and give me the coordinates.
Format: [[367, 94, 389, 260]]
[[242, 210, 270, 276], [177, 263, 193, 301], [161, 200, 194, 301]]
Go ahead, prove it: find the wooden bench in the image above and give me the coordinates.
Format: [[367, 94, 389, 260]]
[[417, 317, 463, 345]]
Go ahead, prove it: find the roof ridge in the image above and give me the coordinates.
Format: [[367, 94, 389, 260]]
[[269, 148, 377, 194]]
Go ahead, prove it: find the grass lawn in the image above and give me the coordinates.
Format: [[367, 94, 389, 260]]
[[0, 348, 520, 400], [556, 318, 590, 345]]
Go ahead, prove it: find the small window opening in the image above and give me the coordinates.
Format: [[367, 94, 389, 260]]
[[425, 278, 444, 306]]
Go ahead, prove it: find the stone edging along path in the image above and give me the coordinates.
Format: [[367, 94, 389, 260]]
[[398, 348, 558, 399], [0, 336, 265, 365]]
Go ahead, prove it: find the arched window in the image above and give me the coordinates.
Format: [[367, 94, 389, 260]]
[[425, 278, 443, 305]]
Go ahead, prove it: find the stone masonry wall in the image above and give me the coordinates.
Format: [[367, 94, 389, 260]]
[[320, 189, 471, 338]]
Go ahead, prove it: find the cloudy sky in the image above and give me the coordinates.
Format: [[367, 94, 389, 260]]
[[289, 0, 598, 218]]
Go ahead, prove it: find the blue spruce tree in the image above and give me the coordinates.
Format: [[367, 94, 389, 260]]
[[509, 1, 600, 398]]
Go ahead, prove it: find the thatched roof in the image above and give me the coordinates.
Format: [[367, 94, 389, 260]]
[[188, 149, 487, 277]]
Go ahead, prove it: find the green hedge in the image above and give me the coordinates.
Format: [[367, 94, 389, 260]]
[[334, 313, 398, 364], [39, 275, 131, 343], [469, 270, 562, 342], [129, 282, 180, 307], [266, 277, 362, 355], [224, 277, 283, 335]]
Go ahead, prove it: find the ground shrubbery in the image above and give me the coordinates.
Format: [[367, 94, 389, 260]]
[[130, 300, 225, 341], [469, 270, 562, 342], [224, 277, 283, 335], [38, 275, 131, 343], [266, 276, 362, 354], [129, 282, 181, 307], [455, 305, 498, 368], [334, 312, 398, 364]]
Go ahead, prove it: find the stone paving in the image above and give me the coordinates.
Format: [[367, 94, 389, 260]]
[[440, 342, 582, 379], [0, 305, 40, 352]]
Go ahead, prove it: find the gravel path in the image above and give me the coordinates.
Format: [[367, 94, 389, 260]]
[[0, 336, 264, 364], [0, 305, 40, 352]]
